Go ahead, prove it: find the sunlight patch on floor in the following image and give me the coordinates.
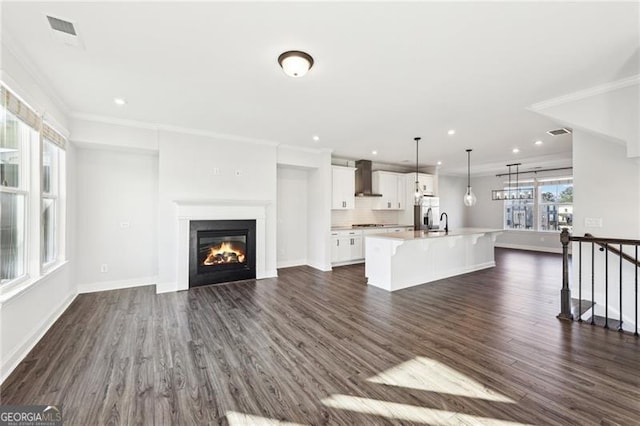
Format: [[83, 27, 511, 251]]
[[367, 356, 515, 403], [321, 395, 533, 425], [226, 411, 306, 426]]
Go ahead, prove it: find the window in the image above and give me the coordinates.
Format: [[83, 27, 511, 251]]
[[538, 180, 573, 232], [504, 186, 534, 230], [502, 178, 573, 232], [42, 139, 60, 266], [1, 97, 36, 283], [0, 84, 67, 286]]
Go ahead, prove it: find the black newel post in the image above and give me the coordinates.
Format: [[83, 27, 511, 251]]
[[558, 228, 574, 321]]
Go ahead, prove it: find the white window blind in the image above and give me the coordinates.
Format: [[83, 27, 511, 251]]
[[0, 85, 40, 131], [42, 122, 67, 150]]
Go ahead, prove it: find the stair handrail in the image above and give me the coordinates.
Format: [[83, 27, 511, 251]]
[[559, 228, 640, 336], [578, 233, 640, 268]]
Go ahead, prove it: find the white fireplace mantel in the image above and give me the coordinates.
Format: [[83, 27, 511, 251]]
[[173, 199, 272, 292]]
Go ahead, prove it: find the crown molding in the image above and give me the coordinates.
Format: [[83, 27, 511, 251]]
[[70, 112, 282, 147], [0, 31, 70, 117], [529, 74, 640, 112], [277, 143, 332, 154]]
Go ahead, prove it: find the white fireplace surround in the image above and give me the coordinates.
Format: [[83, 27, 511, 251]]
[[174, 199, 272, 292]]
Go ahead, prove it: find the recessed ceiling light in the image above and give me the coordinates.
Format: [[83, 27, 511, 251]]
[[534, 140, 543, 145], [312, 135, 320, 142], [437, 161, 442, 165], [447, 129, 456, 135], [512, 148, 520, 153], [114, 98, 127, 106], [372, 150, 377, 155]]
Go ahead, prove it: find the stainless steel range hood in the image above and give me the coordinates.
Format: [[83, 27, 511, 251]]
[[355, 160, 383, 197]]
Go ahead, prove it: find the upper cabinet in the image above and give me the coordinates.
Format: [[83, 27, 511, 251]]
[[331, 166, 356, 210], [406, 172, 435, 197], [372, 171, 404, 210]]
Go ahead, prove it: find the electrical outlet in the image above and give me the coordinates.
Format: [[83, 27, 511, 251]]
[[100, 264, 108, 273], [235, 169, 242, 176], [213, 168, 220, 176], [585, 217, 603, 228]]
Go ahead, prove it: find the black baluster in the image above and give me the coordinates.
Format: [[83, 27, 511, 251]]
[[605, 243, 609, 329], [578, 242, 582, 322], [591, 242, 595, 325], [619, 244, 623, 332], [633, 245, 638, 336]]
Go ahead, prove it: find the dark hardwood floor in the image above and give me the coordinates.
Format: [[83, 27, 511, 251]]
[[2, 248, 639, 425]]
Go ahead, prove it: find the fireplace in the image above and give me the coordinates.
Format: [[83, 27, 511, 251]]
[[189, 220, 256, 287]]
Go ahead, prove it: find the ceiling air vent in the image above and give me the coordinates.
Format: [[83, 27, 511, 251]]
[[45, 14, 83, 48], [46, 16, 76, 36], [546, 128, 572, 136]]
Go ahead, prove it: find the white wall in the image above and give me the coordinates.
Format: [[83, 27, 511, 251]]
[[156, 130, 279, 292], [438, 175, 468, 230], [307, 150, 333, 271], [75, 147, 158, 292], [571, 130, 640, 331], [277, 167, 309, 268], [533, 80, 640, 157], [0, 40, 76, 382]]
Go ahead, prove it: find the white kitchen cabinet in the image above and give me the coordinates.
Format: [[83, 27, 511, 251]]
[[405, 172, 435, 197], [331, 230, 364, 264], [332, 166, 356, 210], [372, 171, 403, 210]]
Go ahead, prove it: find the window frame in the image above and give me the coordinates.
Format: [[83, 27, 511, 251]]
[[0, 83, 68, 291], [41, 137, 61, 270], [502, 177, 573, 233], [0, 105, 33, 286]]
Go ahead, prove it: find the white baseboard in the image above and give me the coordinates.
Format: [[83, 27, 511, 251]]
[[331, 259, 365, 267], [277, 259, 307, 269], [261, 269, 279, 279], [155, 281, 178, 294], [307, 261, 333, 272], [1, 290, 77, 384], [495, 243, 563, 254], [78, 276, 157, 294]]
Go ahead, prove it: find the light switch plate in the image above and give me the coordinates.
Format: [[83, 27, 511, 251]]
[[584, 217, 603, 228]]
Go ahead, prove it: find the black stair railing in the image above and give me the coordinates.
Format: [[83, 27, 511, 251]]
[[559, 229, 640, 336]]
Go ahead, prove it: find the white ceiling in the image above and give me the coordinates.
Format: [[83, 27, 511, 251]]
[[2, 1, 639, 174]]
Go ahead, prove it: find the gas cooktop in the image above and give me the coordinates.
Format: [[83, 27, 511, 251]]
[[352, 224, 385, 228]]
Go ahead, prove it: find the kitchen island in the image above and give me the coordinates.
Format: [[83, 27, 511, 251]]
[[365, 228, 502, 291]]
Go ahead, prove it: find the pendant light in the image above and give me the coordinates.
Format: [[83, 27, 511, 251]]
[[463, 149, 477, 207], [414, 137, 423, 205]]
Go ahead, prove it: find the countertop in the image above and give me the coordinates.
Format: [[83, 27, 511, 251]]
[[365, 227, 502, 241], [331, 224, 414, 231]]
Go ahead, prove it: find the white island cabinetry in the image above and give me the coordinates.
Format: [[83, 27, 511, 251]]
[[331, 226, 414, 266], [365, 228, 502, 291]]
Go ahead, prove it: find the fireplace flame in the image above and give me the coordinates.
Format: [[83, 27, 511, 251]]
[[203, 241, 246, 265]]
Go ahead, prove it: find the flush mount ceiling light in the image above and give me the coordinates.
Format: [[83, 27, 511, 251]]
[[512, 148, 520, 153], [535, 140, 543, 145], [372, 150, 378, 155], [278, 50, 314, 78], [114, 98, 127, 106], [312, 135, 320, 142], [447, 129, 456, 135]]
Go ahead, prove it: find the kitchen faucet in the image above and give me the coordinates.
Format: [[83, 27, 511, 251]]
[[425, 207, 433, 230], [440, 212, 449, 233]]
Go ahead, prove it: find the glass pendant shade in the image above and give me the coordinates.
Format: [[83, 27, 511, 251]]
[[414, 181, 423, 205], [464, 186, 477, 206], [463, 149, 476, 207]]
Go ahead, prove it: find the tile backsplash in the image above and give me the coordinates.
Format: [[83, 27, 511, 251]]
[[331, 198, 404, 227]]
